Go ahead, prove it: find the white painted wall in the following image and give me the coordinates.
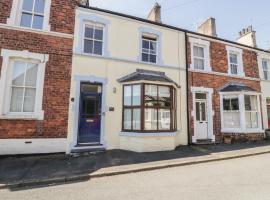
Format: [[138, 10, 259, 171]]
[[67, 8, 188, 153], [258, 51, 270, 129], [0, 139, 66, 155]]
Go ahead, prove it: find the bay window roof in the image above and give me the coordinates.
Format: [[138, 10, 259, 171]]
[[118, 69, 179, 87], [220, 83, 257, 93]]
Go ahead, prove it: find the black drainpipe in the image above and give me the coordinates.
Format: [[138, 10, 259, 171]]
[[185, 32, 191, 145]]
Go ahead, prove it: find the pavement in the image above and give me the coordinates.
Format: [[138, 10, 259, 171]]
[[2, 153, 270, 200], [1, 141, 270, 189]]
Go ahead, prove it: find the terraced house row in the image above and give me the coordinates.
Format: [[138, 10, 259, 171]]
[[0, 1, 269, 155]]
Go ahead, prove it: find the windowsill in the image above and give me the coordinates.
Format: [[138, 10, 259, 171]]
[[227, 73, 245, 78], [120, 131, 178, 137], [221, 129, 264, 134], [0, 113, 43, 120], [190, 67, 212, 73], [0, 23, 73, 38]]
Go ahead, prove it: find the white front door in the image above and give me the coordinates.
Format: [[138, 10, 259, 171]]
[[194, 93, 208, 139]]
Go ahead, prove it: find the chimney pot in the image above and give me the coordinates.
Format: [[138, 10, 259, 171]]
[[237, 25, 257, 47]]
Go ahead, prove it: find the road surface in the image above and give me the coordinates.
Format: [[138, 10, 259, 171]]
[[2, 153, 270, 200]]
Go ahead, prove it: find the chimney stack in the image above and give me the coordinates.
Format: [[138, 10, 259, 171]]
[[147, 3, 162, 23], [237, 26, 257, 47], [80, 0, 89, 6], [197, 17, 217, 37]]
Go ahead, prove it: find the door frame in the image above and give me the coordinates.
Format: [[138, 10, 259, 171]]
[[191, 87, 215, 143], [69, 75, 107, 152]]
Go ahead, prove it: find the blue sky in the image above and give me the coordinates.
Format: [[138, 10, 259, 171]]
[[89, 0, 270, 50]]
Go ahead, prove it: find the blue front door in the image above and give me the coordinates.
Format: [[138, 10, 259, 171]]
[[78, 83, 102, 144]]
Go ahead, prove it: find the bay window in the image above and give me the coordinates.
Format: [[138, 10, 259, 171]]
[[245, 95, 259, 128], [221, 93, 261, 132], [223, 96, 240, 128], [123, 84, 176, 132]]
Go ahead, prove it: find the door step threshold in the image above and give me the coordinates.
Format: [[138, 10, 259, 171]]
[[195, 139, 214, 145], [75, 143, 102, 147], [71, 147, 106, 154]]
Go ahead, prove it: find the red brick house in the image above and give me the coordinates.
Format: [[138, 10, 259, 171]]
[[187, 18, 264, 144], [0, 0, 77, 154]]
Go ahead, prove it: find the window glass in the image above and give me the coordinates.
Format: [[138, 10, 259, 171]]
[[196, 102, 200, 121], [145, 85, 158, 106], [132, 85, 141, 106], [22, 0, 34, 11], [34, 0, 45, 13], [223, 96, 240, 128], [32, 15, 44, 29], [124, 86, 132, 106], [158, 109, 171, 130], [10, 61, 38, 113], [144, 108, 157, 130], [223, 97, 239, 110], [262, 59, 269, 80], [20, 0, 45, 29], [195, 93, 207, 100], [193, 46, 205, 70], [229, 53, 238, 75], [132, 109, 141, 130], [124, 109, 132, 130], [141, 36, 157, 63], [158, 86, 171, 108], [84, 24, 104, 55]]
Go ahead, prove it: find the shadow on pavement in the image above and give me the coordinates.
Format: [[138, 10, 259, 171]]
[[1, 141, 269, 191]]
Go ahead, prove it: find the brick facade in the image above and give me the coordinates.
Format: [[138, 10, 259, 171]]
[[0, 0, 77, 139], [188, 38, 263, 143]]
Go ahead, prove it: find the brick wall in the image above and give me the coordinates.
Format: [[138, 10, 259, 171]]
[[0, 0, 77, 139], [188, 38, 262, 143], [0, 0, 78, 34]]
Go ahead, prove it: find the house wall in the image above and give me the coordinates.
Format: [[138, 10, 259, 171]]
[[188, 34, 263, 143], [0, 0, 77, 154], [258, 51, 270, 130], [67, 8, 188, 153]]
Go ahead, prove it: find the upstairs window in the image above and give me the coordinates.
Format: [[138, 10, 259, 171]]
[[262, 59, 270, 80], [229, 53, 238, 75], [193, 45, 205, 70], [83, 23, 104, 55], [20, 0, 45, 29], [141, 36, 157, 63]]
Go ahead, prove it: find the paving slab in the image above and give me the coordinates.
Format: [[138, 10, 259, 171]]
[[1, 142, 270, 189]]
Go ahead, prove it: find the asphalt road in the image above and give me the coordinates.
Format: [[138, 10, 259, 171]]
[[2, 153, 270, 200]]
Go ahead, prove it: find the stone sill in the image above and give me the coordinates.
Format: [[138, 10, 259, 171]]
[[120, 132, 178, 137]]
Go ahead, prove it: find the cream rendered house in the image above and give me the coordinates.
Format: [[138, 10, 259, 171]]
[[257, 50, 270, 130], [66, 4, 188, 153]]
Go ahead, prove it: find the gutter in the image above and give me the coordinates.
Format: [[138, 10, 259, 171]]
[[185, 32, 191, 145]]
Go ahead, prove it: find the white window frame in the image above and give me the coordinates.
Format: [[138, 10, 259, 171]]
[[141, 34, 158, 64], [82, 22, 105, 56], [189, 37, 211, 72], [262, 59, 270, 80], [0, 49, 48, 120], [7, 0, 51, 31], [226, 46, 244, 77], [220, 92, 263, 133]]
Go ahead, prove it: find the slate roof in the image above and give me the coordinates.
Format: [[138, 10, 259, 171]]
[[118, 69, 179, 87], [220, 83, 257, 92]]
